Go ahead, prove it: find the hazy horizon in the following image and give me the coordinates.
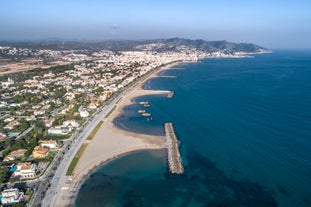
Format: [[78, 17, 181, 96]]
[[1, 0, 311, 49]]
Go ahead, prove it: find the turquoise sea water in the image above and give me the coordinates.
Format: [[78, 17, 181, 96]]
[[76, 51, 311, 207]]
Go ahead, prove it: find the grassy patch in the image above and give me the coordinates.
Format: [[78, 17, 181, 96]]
[[116, 97, 122, 104], [43, 135, 71, 140], [104, 106, 116, 118], [86, 121, 104, 140], [66, 143, 88, 176]]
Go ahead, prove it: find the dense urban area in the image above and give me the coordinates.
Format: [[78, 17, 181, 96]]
[[0, 38, 268, 206]]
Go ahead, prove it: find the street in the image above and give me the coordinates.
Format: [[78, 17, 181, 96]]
[[39, 92, 126, 207]]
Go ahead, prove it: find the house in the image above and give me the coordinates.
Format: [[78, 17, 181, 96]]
[[15, 110, 26, 116], [63, 119, 79, 128], [99, 95, 107, 101], [40, 140, 58, 149], [0, 102, 7, 108], [43, 118, 54, 128], [65, 92, 76, 100], [79, 110, 89, 118], [3, 149, 26, 161], [60, 108, 70, 115], [0, 132, 8, 141], [88, 102, 97, 109], [32, 146, 49, 158], [4, 120, 21, 130], [4, 117, 15, 123], [25, 115, 36, 121], [34, 109, 45, 116], [13, 162, 37, 179], [1, 77, 15, 88], [48, 127, 70, 135], [1, 188, 24, 205]]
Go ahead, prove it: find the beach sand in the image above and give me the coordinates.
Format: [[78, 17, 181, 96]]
[[72, 62, 181, 185]]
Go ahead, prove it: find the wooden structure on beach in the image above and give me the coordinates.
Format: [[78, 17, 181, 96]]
[[164, 123, 184, 174]]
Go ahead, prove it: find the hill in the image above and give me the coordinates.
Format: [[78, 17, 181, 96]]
[[0, 38, 269, 53]]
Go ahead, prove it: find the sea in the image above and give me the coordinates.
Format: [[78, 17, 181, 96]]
[[75, 50, 311, 207]]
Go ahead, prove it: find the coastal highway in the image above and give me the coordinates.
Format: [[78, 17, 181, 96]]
[[40, 91, 128, 207]]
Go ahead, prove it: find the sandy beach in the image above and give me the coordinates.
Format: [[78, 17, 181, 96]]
[[72, 62, 181, 188]]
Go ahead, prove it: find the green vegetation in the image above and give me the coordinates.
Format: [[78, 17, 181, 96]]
[[0, 137, 12, 151], [43, 134, 71, 140], [115, 97, 122, 104], [52, 87, 67, 99], [66, 143, 88, 176], [105, 106, 116, 118], [1, 64, 74, 82], [86, 121, 104, 140], [34, 151, 55, 162], [0, 166, 9, 183]]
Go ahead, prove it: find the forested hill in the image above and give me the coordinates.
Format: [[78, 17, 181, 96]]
[[0, 38, 269, 53]]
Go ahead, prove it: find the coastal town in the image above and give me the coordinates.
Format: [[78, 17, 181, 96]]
[[0, 40, 268, 206]]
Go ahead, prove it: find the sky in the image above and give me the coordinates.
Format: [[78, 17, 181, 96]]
[[1, 0, 311, 49]]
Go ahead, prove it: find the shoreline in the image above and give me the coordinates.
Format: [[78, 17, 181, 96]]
[[69, 147, 165, 202], [59, 61, 184, 206]]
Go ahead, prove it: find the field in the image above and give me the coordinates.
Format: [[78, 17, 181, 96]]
[[0, 60, 70, 76]]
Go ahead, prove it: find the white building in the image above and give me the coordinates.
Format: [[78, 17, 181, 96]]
[[34, 109, 45, 116], [4, 117, 15, 123], [88, 102, 97, 109], [1, 188, 24, 205], [63, 119, 79, 128], [48, 127, 70, 135], [40, 140, 58, 149], [1, 77, 15, 88], [13, 162, 37, 179], [43, 118, 54, 128], [3, 149, 26, 161], [0, 132, 7, 141], [80, 110, 89, 118]]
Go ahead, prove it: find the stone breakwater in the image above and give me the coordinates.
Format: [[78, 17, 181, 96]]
[[167, 91, 174, 98], [164, 123, 184, 174]]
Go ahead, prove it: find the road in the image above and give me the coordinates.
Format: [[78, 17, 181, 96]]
[[40, 92, 126, 207]]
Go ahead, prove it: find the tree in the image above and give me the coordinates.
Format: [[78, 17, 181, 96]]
[[10, 106, 18, 113], [12, 203, 25, 207], [95, 87, 104, 95], [0, 167, 9, 183], [4, 138, 13, 148], [10, 138, 27, 151], [19, 119, 30, 131], [53, 87, 66, 99], [2, 150, 10, 158], [53, 115, 66, 126]]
